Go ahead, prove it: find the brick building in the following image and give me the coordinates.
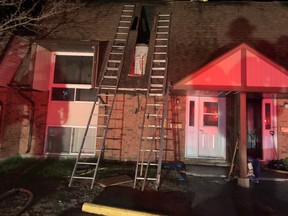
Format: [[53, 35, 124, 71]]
[[1, 1, 288, 186]]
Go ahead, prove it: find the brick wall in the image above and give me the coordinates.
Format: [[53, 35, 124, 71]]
[[103, 93, 186, 162], [277, 99, 288, 159], [0, 88, 8, 150], [0, 88, 48, 158]]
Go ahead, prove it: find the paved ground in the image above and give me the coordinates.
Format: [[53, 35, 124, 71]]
[[62, 165, 288, 216], [1, 164, 288, 216]]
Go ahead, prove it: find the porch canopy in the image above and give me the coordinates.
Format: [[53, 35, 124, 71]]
[[173, 43, 288, 95], [173, 43, 288, 187]]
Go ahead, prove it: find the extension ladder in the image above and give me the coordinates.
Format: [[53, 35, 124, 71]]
[[134, 13, 171, 191], [69, 4, 135, 189]]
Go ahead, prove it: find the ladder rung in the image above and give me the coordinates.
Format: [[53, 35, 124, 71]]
[[142, 136, 161, 140], [155, 38, 168, 41], [153, 59, 166, 63], [112, 45, 125, 48], [72, 176, 95, 180], [106, 67, 119, 71], [148, 93, 163, 96], [114, 38, 126, 41], [108, 60, 121, 63], [157, 26, 169, 28], [152, 67, 165, 70], [121, 15, 132, 18], [77, 162, 98, 166], [146, 103, 163, 107], [96, 125, 108, 129], [100, 85, 117, 89], [158, 20, 170, 23], [99, 103, 112, 107], [159, 14, 170, 17], [151, 75, 164, 78], [119, 20, 131, 23], [154, 52, 167, 54], [155, 45, 167, 48], [143, 125, 161, 128], [145, 113, 162, 117], [111, 52, 124, 55], [151, 84, 163, 87], [104, 76, 117, 79], [136, 177, 158, 181], [116, 32, 128, 35], [157, 32, 168, 35]]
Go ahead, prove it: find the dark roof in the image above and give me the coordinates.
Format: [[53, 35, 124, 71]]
[[38, 1, 288, 90]]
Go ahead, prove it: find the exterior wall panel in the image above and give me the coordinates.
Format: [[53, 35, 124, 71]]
[[33, 45, 52, 91]]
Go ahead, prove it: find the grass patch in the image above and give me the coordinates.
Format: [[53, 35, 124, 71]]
[[0, 156, 76, 180], [0, 156, 38, 173], [0, 157, 136, 181]]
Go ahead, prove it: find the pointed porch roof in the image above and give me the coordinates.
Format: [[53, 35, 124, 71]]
[[173, 43, 288, 93]]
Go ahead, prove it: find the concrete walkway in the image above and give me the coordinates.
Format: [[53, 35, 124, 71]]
[[185, 164, 288, 181]]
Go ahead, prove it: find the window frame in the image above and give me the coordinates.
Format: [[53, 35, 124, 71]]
[[50, 52, 95, 102]]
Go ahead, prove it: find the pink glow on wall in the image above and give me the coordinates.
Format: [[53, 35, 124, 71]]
[[46, 102, 97, 126], [185, 50, 242, 86], [246, 50, 288, 87], [33, 45, 52, 91], [0, 36, 30, 87]]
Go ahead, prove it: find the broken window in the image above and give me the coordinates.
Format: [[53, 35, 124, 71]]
[[130, 6, 154, 76]]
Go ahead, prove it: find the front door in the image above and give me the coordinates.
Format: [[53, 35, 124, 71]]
[[262, 99, 277, 160], [186, 96, 226, 158]]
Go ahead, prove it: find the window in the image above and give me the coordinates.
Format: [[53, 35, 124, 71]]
[[46, 127, 96, 154], [51, 52, 97, 102], [203, 102, 218, 126], [54, 55, 93, 84], [76, 88, 98, 101], [51, 88, 97, 101], [265, 103, 271, 129], [52, 88, 75, 101], [189, 101, 195, 126]]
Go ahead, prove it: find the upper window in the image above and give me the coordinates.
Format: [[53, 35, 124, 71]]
[[54, 55, 93, 84]]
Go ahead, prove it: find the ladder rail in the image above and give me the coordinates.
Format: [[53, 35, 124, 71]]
[[141, 106, 163, 191], [155, 86, 169, 188], [69, 4, 135, 189], [134, 13, 171, 191]]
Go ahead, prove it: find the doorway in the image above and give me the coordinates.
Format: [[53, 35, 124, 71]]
[[247, 99, 262, 159], [246, 98, 277, 160], [185, 96, 226, 159]]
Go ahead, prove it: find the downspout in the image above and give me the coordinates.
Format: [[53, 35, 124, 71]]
[[16, 88, 35, 154]]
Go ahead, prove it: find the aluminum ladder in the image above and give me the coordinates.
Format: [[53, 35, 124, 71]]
[[69, 4, 135, 189], [133, 13, 171, 191]]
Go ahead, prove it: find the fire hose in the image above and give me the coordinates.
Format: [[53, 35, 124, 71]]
[[0, 188, 33, 215]]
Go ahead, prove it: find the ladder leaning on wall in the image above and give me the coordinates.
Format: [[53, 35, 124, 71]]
[[68, 4, 135, 189], [133, 13, 171, 191]]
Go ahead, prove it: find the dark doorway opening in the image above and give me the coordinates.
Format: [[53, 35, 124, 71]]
[[247, 99, 263, 159]]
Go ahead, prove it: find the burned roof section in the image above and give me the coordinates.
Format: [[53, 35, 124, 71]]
[[36, 1, 288, 89]]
